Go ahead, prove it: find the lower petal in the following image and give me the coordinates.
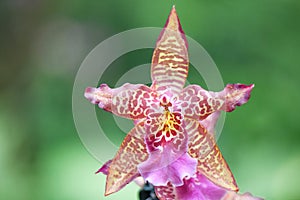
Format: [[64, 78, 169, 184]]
[[175, 173, 226, 200], [186, 118, 238, 191], [138, 151, 197, 187], [155, 173, 263, 200], [105, 122, 148, 195]]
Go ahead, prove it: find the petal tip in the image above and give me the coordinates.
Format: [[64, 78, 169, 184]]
[[223, 83, 254, 112], [104, 181, 118, 196], [164, 5, 183, 33], [84, 87, 98, 104], [84, 85, 113, 111], [95, 160, 112, 175], [104, 190, 112, 196]]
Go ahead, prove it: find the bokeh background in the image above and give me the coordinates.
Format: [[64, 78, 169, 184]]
[[1, 0, 300, 199]]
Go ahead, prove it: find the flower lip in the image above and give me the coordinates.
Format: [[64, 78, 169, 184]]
[[138, 151, 197, 187]]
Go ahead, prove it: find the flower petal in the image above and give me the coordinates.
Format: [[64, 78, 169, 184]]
[[85, 84, 113, 111], [155, 173, 263, 200], [178, 85, 224, 120], [176, 173, 226, 200], [185, 118, 238, 191], [138, 151, 197, 187], [95, 160, 112, 175], [151, 6, 189, 95], [178, 84, 254, 120], [85, 83, 158, 120], [105, 122, 148, 195], [218, 83, 254, 112]]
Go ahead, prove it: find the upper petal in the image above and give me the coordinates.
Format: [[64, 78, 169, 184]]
[[151, 6, 189, 96], [105, 122, 148, 195]]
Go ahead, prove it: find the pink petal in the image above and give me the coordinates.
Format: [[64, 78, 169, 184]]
[[151, 6, 189, 95], [218, 83, 254, 112], [138, 151, 197, 186], [176, 174, 226, 200], [95, 160, 112, 175], [84, 84, 113, 111], [155, 173, 263, 200]]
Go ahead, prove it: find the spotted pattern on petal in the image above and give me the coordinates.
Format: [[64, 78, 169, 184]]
[[145, 112, 186, 152], [105, 122, 148, 195], [111, 84, 159, 119], [154, 182, 176, 200], [151, 7, 189, 95], [178, 85, 224, 120], [185, 118, 238, 192]]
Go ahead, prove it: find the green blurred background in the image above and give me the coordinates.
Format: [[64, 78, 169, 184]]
[[1, 0, 300, 199]]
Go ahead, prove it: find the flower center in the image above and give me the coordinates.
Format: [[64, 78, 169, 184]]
[[160, 95, 172, 111], [151, 111, 182, 148]]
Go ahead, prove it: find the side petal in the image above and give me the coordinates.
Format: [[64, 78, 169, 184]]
[[105, 122, 149, 195], [217, 83, 254, 112], [85, 83, 158, 120], [151, 6, 189, 95], [178, 84, 254, 120], [185, 118, 238, 191], [178, 85, 224, 120]]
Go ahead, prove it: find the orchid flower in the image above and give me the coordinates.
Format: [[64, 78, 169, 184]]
[[85, 6, 261, 200]]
